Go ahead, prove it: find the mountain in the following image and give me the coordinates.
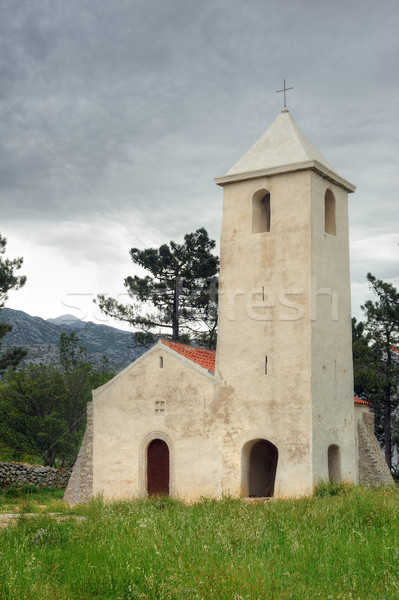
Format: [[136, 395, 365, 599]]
[[0, 308, 146, 371], [46, 314, 87, 329]]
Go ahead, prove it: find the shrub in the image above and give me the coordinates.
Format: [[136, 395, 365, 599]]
[[314, 479, 349, 497]]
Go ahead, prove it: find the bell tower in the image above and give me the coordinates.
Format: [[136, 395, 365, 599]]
[[214, 108, 357, 497]]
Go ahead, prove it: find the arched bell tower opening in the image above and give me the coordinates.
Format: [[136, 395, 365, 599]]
[[324, 189, 336, 235], [242, 439, 278, 497], [147, 439, 170, 495], [252, 189, 271, 233], [327, 444, 341, 482]]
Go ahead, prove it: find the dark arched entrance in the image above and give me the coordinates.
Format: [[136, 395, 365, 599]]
[[248, 440, 278, 497], [147, 439, 170, 495], [328, 444, 341, 482]]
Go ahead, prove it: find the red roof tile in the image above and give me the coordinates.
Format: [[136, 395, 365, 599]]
[[354, 396, 372, 406], [161, 339, 216, 372]]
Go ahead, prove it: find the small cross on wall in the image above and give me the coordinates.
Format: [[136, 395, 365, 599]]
[[155, 401, 165, 415], [276, 79, 293, 108]]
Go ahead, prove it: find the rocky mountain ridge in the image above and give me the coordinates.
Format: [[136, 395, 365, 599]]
[[0, 308, 144, 371]]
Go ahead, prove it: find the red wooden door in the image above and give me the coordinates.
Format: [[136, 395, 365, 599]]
[[147, 439, 170, 495]]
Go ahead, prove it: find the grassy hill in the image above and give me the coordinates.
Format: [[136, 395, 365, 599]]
[[0, 483, 398, 599]]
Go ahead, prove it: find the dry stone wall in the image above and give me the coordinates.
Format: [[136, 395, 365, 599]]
[[0, 462, 71, 489]]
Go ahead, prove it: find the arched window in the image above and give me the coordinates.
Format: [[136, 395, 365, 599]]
[[324, 189, 336, 235], [327, 444, 341, 482], [252, 189, 271, 233]]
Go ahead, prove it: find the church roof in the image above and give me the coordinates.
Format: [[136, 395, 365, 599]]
[[354, 396, 372, 407], [228, 109, 332, 175], [161, 339, 216, 373], [215, 109, 355, 193]]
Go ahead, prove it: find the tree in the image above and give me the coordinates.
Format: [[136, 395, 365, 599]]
[[360, 273, 399, 469], [59, 330, 87, 371], [0, 233, 27, 372], [96, 228, 219, 348], [0, 365, 70, 466], [0, 333, 114, 466], [352, 318, 382, 401]]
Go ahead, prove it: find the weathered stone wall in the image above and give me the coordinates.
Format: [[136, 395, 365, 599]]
[[0, 461, 71, 489], [358, 412, 393, 486], [64, 402, 93, 504]]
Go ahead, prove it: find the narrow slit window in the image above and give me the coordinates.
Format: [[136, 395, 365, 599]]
[[159, 356, 164, 369], [265, 356, 268, 375], [324, 189, 336, 235], [252, 190, 271, 233], [328, 444, 341, 482]]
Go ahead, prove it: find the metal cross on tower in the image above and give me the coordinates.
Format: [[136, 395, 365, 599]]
[[277, 79, 293, 108]]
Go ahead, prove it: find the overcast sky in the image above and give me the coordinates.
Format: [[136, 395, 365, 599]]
[[1, 0, 398, 328]]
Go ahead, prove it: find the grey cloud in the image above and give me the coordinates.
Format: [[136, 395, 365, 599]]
[[0, 0, 398, 320]]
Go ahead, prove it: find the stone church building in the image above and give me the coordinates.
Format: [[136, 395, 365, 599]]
[[65, 109, 392, 504]]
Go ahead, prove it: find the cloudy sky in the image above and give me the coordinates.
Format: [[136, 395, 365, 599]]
[[1, 0, 398, 328]]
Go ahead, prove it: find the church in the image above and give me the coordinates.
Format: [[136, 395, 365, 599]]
[[65, 107, 392, 504]]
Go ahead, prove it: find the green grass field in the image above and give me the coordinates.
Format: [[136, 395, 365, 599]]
[[0, 484, 398, 600]]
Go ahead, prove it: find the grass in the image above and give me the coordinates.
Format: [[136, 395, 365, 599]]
[[0, 485, 67, 514], [0, 485, 398, 599]]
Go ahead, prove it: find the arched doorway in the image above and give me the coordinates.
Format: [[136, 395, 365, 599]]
[[147, 439, 170, 495], [248, 439, 278, 497]]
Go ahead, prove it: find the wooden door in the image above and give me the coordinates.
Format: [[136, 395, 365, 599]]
[[147, 439, 170, 495]]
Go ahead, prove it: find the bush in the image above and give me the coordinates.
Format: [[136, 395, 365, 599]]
[[391, 466, 399, 483], [314, 479, 349, 497]]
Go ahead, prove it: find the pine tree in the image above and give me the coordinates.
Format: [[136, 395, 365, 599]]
[[361, 273, 399, 469], [0, 233, 27, 373], [96, 228, 219, 348]]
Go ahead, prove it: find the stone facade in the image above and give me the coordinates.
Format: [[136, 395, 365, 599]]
[[64, 402, 93, 504], [214, 169, 356, 495], [0, 461, 71, 489], [90, 346, 217, 501], [357, 411, 393, 486]]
